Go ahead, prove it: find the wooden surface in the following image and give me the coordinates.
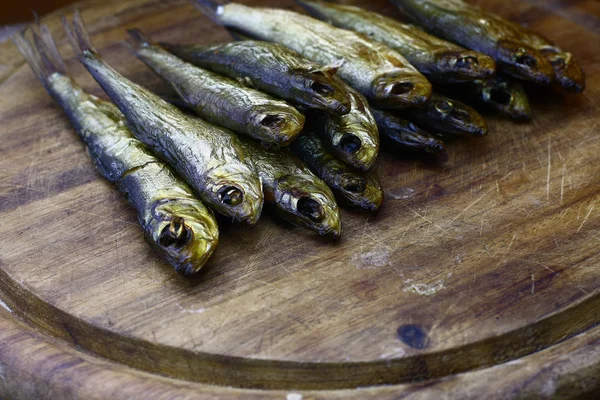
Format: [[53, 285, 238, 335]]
[[0, 0, 599, 397]]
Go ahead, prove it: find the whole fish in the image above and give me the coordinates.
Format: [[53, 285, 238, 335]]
[[371, 108, 446, 154], [238, 137, 342, 238], [460, 75, 531, 121], [62, 11, 263, 225], [306, 77, 380, 171], [12, 25, 219, 275], [160, 40, 352, 116], [127, 29, 305, 146], [391, 0, 555, 86], [399, 93, 488, 137], [290, 132, 383, 211], [192, 0, 432, 108], [297, 0, 496, 83]]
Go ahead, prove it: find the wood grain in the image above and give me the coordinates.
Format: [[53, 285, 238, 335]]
[[0, 0, 599, 397]]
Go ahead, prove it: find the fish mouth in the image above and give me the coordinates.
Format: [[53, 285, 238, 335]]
[[435, 51, 496, 81], [496, 40, 554, 85], [151, 214, 219, 276], [334, 132, 379, 171], [481, 78, 532, 121], [372, 73, 432, 107], [249, 105, 305, 145]]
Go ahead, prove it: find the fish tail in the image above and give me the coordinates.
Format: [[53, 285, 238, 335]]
[[11, 22, 67, 86], [61, 10, 100, 61], [127, 28, 153, 49], [191, 0, 229, 24]]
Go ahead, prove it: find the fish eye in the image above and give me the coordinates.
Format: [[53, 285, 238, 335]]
[[340, 174, 366, 193], [489, 88, 512, 105], [218, 186, 243, 206], [389, 82, 414, 96], [310, 80, 334, 95], [435, 100, 453, 114], [339, 134, 362, 154], [455, 55, 478, 68], [297, 197, 325, 222], [159, 217, 191, 248]]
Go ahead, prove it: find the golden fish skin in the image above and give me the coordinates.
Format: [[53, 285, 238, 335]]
[[392, 0, 555, 86], [63, 11, 263, 225], [291, 132, 383, 211], [298, 0, 496, 84], [13, 26, 219, 275], [128, 29, 305, 146], [193, 0, 432, 108], [305, 77, 380, 171], [399, 93, 488, 137], [161, 39, 352, 116], [237, 137, 342, 238], [371, 108, 445, 154]]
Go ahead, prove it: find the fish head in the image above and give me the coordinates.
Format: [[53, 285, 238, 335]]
[[387, 119, 446, 154], [434, 50, 496, 82], [204, 161, 264, 226], [247, 104, 305, 146], [146, 198, 219, 276], [540, 47, 585, 93], [371, 71, 431, 107], [274, 173, 342, 238], [479, 78, 531, 121], [333, 171, 384, 212], [428, 95, 488, 136], [290, 66, 352, 115], [495, 40, 554, 86]]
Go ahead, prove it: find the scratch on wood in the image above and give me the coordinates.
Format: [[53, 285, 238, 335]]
[[546, 137, 551, 202], [452, 185, 495, 222], [531, 273, 535, 294], [576, 203, 595, 233]]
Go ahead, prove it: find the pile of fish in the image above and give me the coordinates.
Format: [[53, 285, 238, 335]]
[[13, 0, 585, 275]]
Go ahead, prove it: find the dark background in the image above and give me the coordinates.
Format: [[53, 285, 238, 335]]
[[2, 1, 77, 24]]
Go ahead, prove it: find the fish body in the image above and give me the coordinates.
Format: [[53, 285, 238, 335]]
[[12, 27, 219, 275], [306, 77, 380, 171], [371, 108, 445, 154], [391, 0, 555, 86], [193, 0, 432, 108], [399, 93, 488, 137], [291, 132, 383, 211], [298, 0, 496, 83], [128, 29, 305, 145], [161, 40, 352, 116], [238, 138, 341, 238], [63, 12, 263, 225]]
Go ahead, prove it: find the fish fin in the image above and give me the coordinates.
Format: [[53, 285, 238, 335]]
[[225, 27, 256, 41], [32, 22, 68, 76], [191, 0, 229, 24], [11, 23, 67, 86], [127, 28, 153, 49], [61, 10, 99, 60], [321, 59, 345, 76]]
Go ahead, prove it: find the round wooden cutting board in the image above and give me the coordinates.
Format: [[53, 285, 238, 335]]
[[1, 0, 600, 398]]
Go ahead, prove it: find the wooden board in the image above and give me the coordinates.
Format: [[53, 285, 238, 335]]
[[0, 0, 599, 397]]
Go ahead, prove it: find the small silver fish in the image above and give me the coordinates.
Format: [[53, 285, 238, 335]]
[[12, 24, 219, 275], [62, 11, 263, 225], [193, 0, 432, 108], [128, 29, 305, 146]]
